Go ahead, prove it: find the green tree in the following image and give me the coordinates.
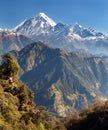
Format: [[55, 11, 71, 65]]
[[0, 54, 20, 79]]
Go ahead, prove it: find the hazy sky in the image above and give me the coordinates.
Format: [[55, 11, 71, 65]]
[[0, 0, 108, 35]]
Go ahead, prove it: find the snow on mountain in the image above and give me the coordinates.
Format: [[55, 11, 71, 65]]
[[13, 12, 105, 40], [54, 23, 68, 33], [13, 12, 108, 55], [38, 12, 56, 26], [72, 23, 106, 39], [13, 12, 56, 37]]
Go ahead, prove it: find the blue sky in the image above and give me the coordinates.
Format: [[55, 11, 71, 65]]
[[0, 0, 108, 35]]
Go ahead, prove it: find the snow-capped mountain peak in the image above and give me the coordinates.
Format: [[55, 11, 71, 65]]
[[13, 12, 56, 37], [36, 12, 56, 27]]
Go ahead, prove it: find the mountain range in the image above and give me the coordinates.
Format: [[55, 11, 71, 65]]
[[0, 12, 108, 55], [9, 41, 108, 117], [12, 12, 108, 55], [0, 46, 108, 129]]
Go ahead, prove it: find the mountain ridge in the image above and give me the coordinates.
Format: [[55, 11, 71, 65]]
[[10, 41, 108, 117], [0, 30, 34, 55]]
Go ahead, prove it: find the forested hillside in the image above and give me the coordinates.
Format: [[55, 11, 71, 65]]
[[0, 54, 66, 130]]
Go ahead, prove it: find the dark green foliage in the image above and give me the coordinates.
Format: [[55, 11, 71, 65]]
[[66, 100, 108, 130], [0, 54, 20, 79]]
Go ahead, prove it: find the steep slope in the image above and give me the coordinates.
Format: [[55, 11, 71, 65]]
[[11, 42, 108, 117], [14, 12, 108, 55], [0, 54, 66, 130], [0, 54, 39, 129], [0, 30, 33, 55]]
